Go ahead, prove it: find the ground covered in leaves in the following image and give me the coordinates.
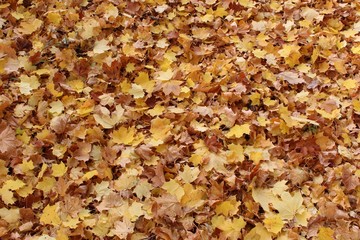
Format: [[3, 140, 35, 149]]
[[0, 0, 360, 239]]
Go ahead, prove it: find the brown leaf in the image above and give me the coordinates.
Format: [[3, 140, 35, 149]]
[[0, 121, 20, 153]]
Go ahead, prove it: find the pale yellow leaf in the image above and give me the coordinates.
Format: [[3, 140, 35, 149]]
[[51, 162, 67, 177]]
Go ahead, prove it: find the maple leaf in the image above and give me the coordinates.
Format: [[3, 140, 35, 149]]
[[93, 105, 124, 129], [102, 58, 128, 81], [277, 71, 305, 85], [244, 223, 272, 240], [211, 215, 246, 240], [0, 122, 20, 153], [153, 194, 184, 221], [40, 203, 62, 226], [226, 124, 251, 138], [110, 219, 134, 239], [0, 208, 20, 224], [162, 179, 185, 202], [318, 227, 335, 240], [214, 196, 241, 217], [17, 18, 42, 35], [2, 0, 360, 238], [263, 213, 284, 234], [179, 165, 200, 183], [51, 162, 67, 177]]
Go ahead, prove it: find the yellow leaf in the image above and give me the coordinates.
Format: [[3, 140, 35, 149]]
[[181, 183, 205, 208], [249, 92, 261, 105], [18, 18, 43, 35], [271, 180, 289, 196], [227, 144, 245, 163], [244, 146, 269, 164], [315, 109, 341, 120], [318, 227, 334, 240], [338, 145, 353, 159], [3, 179, 25, 191], [226, 124, 251, 138], [104, 3, 119, 20], [52, 144, 67, 158], [189, 154, 203, 166], [18, 160, 34, 174], [263, 97, 277, 107], [333, 60, 347, 74], [129, 83, 145, 99], [342, 79, 358, 90], [162, 179, 184, 201], [279, 45, 300, 58], [296, 63, 311, 73], [295, 209, 311, 227], [67, 79, 85, 93], [112, 126, 136, 145], [353, 99, 360, 112], [0, 208, 20, 224], [192, 27, 211, 40], [93, 105, 124, 129], [272, 191, 304, 220], [203, 152, 227, 173], [40, 203, 61, 226], [128, 201, 146, 222], [46, 81, 63, 97], [264, 213, 284, 234], [179, 165, 200, 183], [77, 99, 95, 116], [135, 72, 155, 93], [238, 0, 255, 8], [114, 171, 138, 191], [0, 187, 15, 204], [253, 49, 267, 58], [49, 100, 64, 116], [257, 116, 270, 127], [211, 215, 246, 240], [51, 162, 67, 177], [82, 170, 98, 181], [279, 45, 301, 67], [122, 44, 137, 56], [351, 45, 360, 54], [16, 185, 34, 198], [155, 69, 174, 81], [301, 7, 321, 22], [18, 75, 40, 95], [244, 223, 272, 240], [150, 117, 172, 141], [126, 63, 135, 72], [92, 214, 111, 237], [318, 36, 337, 49], [147, 104, 165, 116], [215, 196, 240, 216], [214, 7, 228, 17], [93, 39, 111, 54], [133, 179, 153, 199], [62, 216, 80, 229], [80, 18, 100, 40], [36, 177, 56, 193], [252, 188, 279, 212], [38, 164, 48, 179], [47, 12, 62, 26]]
